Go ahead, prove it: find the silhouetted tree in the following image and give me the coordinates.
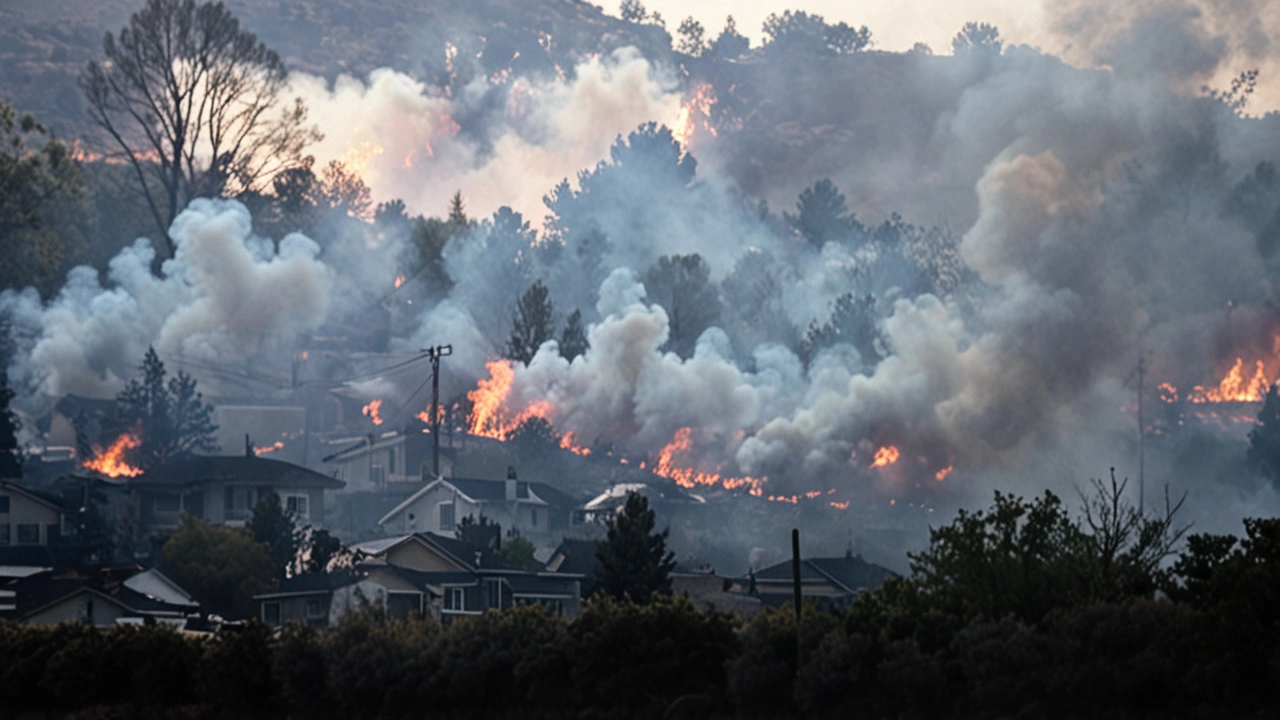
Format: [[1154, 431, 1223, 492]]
[[248, 490, 300, 580], [0, 101, 83, 294], [800, 292, 883, 368], [595, 491, 676, 603], [560, 309, 589, 361], [499, 529, 542, 572], [0, 366, 20, 479], [1247, 383, 1280, 486], [303, 527, 343, 574], [508, 415, 560, 468], [80, 0, 320, 253], [644, 253, 720, 359], [786, 178, 858, 247], [161, 516, 274, 618], [952, 22, 1002, 57], [448, 190, 469, 226], [763, 11, 870, 56], [708, 15, 750, 59], [506, 280, 557, 364], [114, 347, 218, 470], [457, 513, 500, 549], [676, 17, 707, 56]]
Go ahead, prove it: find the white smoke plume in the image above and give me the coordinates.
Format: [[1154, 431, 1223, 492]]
[[3, 199, 333, 403]]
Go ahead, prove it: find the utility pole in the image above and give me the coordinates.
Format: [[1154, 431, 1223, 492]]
[[1137, 351, 1145, 514], [425, 345, 452, 478]]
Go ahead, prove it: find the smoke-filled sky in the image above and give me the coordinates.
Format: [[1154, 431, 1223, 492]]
[[639, 0, 1280, 112]]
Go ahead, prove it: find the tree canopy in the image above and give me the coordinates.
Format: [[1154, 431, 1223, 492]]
[[160, 515, 274, 618], [80, 0, 320, 253], [595, 491, 676, 603], [506, 280, 557, 365], [113, 347, 218, 470]]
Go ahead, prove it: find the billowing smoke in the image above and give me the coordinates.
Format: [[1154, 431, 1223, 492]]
[[2, 200, 332, 401], [6, 0, 1280, 542], [292, 49, 685, 222]]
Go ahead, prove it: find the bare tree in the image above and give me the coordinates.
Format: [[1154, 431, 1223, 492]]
[[80, 0, 320, 256]]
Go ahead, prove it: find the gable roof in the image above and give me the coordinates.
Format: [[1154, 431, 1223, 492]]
[[753, 554, 897, 595], [133, 455, 344, 490], [378, 477, 579, 527], [3, 567, 198, 621], [351, 532, 515, 572], [547, 538, 601, 576], [0, 481, 68, 513]]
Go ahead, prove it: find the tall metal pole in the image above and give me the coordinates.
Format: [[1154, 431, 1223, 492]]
[[425, 345, 452, 478], [1137, 352, 1145, 514], [791, 528, 802, 672]]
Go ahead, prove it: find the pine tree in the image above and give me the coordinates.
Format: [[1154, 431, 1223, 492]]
[[0, 367, 21, 479], [595, 491, 676, 603], [114, 347, 219, 469], [448, 190, 469, 226], [506, 280, 557, 365], [560, 309, 589, 361], [248, 490, 300, 580], [1248, 383, 1280, 486]]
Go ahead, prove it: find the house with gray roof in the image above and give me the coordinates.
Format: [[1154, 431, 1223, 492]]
[[748, 549, 897, 609], [376, 473, 579, 543]]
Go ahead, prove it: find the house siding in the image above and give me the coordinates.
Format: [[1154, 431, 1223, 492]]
[[25, 592, 129, 626], [0, 489, 62, 546]]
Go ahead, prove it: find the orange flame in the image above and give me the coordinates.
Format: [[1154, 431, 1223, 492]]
[[362, 399, 384, 426], [254, 441, 284, 456], [673, 83, 718, 150], [871, 445, 900, 468], [466, 360, 556, 440], [935, 465, 953, 482], [1188, 358, 1270, 403], [560, 431, 591, 456], [1157, 382, 1178, 403], [394, 275, 405, 289], [651, 427, 766, 493], [83, 429, 144, 478], [830, 500, 850, 510]]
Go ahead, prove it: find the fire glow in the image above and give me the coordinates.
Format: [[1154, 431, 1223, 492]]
[[651, 427, 766, 494], [1186, 358, 1270, 404], [83, 429, 144, 478], [871, 445, 900, 468], [362, 399, 384, 426], [467, 360, 555, 440], [673, 83, 717, 151], [254, 441, 284, 456]]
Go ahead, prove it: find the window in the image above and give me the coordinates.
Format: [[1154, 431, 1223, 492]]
[[0, 524, 9, 546], [285, 494, 309, 519], [388, 449, 395, 475], [305, 598, 324, 619], [371, 463, 386, 488], [486, 579, 502, 609], [449, 587, 465, 611], [263, 602, 281, 626], [16, 524, 40, 544], [531, 507, 538, 527], [0, 495, 9, 513], [153, 493, 180, 512], [439, 502, 455, 532]]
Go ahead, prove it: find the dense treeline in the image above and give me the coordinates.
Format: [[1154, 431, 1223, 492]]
[[3, 488, 1277, 719]]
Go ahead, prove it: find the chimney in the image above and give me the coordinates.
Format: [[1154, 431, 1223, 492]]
[[506, 465, 517, 500]]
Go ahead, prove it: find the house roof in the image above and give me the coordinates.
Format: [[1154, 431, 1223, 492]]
[[133, 455, 344, 490], [0, 481, 68, 513], [377, 477, 578, 527], [583, 481, 705, 511], [753, 554, 897, 595], [2, 567, 199, 620], [546, 538, 601, 576], [351, 532, 516, 572]]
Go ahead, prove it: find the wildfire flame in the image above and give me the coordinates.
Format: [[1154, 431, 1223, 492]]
[[935, 465, 953, 482], [467, 360, 555, 440], [673, 83, 718, 151], [362, 399, 384, 426], [83, 429, 144, 478], [1187, 358, 1270, 403], [560, 431, 591, 456], [394, 275, 405, 289], [651, 427, 766, 493], [871, 445, 900, 468], [254, 441, 284, 456]]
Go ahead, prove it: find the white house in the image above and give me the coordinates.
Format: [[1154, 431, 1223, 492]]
[[377, 475, 578, 542]]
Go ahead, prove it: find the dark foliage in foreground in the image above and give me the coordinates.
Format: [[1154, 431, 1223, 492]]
[[1, 503, 1277, 719]]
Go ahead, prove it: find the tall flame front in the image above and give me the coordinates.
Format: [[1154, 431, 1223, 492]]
[[83, 429, 144, 478]]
